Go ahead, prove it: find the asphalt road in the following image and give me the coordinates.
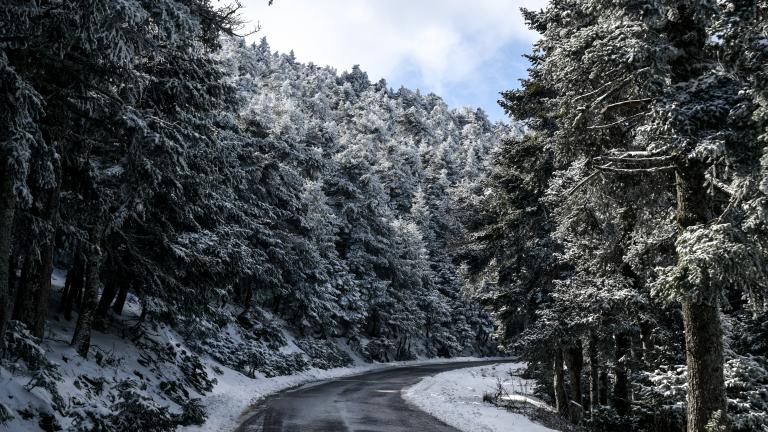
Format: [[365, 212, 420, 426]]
[[234, 360, 508, 432]]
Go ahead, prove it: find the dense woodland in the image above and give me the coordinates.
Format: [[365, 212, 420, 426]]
[[0, 0, 508, 359], [458, 1, 768, 431], [2, 0, 768, 432], [0, 1, 509, 430]]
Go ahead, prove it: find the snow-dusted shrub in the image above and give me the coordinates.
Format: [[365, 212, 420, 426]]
[[108, 380, 179, 432], [0, 403, 12, 422], [730, 311, 768, 357], [362, 338, 397, 362], [635, 364, 688, 404], [582, 407, 640, 432], [295, 338, 352, 369], [246, 350, 310, 378], [177, 398, 206, 426], [3, 321, 63, 410], [72, 379, 200, 432], [37, 412, 61, 432], [633, 353, 768, 432], [177, 349, 216, 393], [633, 365, 687, 431], [159, 380, 189, 406], [26, 368, 65, 412], [71, 381, 176, 432], [180, 309, 319, 378], [240, 310, 288, 349], [725, 355, 768, 432], [4, 321, 56, 373]]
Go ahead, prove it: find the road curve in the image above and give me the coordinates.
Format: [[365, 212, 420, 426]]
[[234, 360, 509, 432]]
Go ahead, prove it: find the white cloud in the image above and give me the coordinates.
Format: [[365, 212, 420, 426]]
[[237, 0, 547, 90]]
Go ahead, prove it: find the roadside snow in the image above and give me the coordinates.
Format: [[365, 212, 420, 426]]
[[181, 356, 508, 432], [403, 362, 556, 432], [2, 267, 509, 432]]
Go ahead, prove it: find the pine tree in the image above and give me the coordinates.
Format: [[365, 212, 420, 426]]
[[1, 0, 246, 356], [490, 1, 768, 429], [0, 50, 44, 349]]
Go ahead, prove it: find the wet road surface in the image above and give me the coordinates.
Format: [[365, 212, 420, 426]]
[[234, 360, 508, 432]]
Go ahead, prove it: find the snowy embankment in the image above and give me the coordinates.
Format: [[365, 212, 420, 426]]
[[184, 356, 507, 432], [0, 267, 505, 432], [403, 362, 556, 432]]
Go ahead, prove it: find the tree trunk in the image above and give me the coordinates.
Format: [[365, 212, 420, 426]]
[[71, 226, 102, 358], [111, 281, 129, 315], [613, 331, 631, 416], [94, 277, 118, 326], [60, 262, 72, 315], [631, 331, 643, 363], [675, 164, 727, 432], [599, 369, 609, 406], [565, 341, 585, 423], [588, 334, 600, 413], [239, 277, 253, 317], [640, 321, 655, 360], [13, 256, 36, 327], [28, 162, 60, 339], [272, 293, 281, 314], [397, 336, 409, 360], [30, 237, 55, 339], [12, 257, 31, 321], [75, 272, 84, 307], [0, 164, 16, 350], [7, 255, 17, 305], [682, 299, 726, 432], [553, 347, 569, 418], [61, 254, 84, 321], [9, 157, 60, 339]]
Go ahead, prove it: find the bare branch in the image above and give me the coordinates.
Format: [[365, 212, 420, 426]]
[[716, 180, 742, 223], [591, 79, 629, 108], [587, 112, 647, 130], [565, 169, 603, 197], [234, 21, 262, 38], [601, 98, 653, 114], [605, 147, 674, 159], [596, 164, 676, 174], [573, 78, 619, 104], [707, 177, 734, 196], [575, 67, 650, 107], [595, 155, 676, 164]]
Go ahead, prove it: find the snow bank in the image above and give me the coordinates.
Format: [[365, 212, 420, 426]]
[[403, 362, 556, 432]]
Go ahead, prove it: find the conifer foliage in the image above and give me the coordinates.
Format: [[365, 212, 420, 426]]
[[0, 2, 506, 428], [0, 1, 514, 428], [460, 1, 768, 431]]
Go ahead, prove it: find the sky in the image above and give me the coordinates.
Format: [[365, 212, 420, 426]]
[[238, 1, 548, 122]]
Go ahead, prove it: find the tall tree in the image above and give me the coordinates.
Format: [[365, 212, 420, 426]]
[[494, 1, 768, 430], [1, 0, 246, 355], [0, 51, 44, 349]]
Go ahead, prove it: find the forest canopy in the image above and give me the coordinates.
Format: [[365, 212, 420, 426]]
[[2, 1, 768, 432], [458, 1, 768, 431]]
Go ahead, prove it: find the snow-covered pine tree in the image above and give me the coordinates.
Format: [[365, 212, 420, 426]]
[[1, 0, 246, 356], [482, 1, 768, 430], [0, 50, 44, 350]]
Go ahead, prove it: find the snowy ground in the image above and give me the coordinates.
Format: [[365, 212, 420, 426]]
[[1, 269, 203, 432], [403, 362, 557, 432], [184, 356, 509, 432], [1, 269, 508, 432]]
